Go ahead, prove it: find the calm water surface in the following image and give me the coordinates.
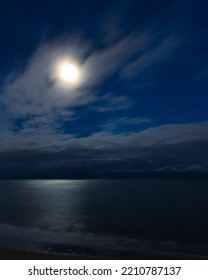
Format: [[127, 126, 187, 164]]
[[0, 179, 208, 258]]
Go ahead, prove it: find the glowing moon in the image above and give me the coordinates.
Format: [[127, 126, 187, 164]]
[[52, 58, 81, 87], [58, 62, 80, 84]]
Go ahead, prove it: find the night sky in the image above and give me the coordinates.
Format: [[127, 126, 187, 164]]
[[0, 0, 207, 179]]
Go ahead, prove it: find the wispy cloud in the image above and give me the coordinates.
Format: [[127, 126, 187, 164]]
[[122, 34, 180, 78], [93, 93, 131, 112], [100, 116, 151, 131], [2, 121, 208, 152]]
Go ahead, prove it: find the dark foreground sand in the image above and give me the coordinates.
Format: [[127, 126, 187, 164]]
[[0, 247, 207, 260], [0, 247, 99, 260]]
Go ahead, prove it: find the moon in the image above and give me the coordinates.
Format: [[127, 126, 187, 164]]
[[58, 62, 80, 84], [52, 58, 81, 87]]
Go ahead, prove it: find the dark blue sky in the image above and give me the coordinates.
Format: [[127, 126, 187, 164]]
[[0, 0, 207, 178]]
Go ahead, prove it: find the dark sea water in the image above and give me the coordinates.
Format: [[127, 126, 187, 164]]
[[0, 179, 208, 259]]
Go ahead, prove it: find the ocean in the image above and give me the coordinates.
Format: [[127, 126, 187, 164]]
[[0, 179, 208, 259]]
